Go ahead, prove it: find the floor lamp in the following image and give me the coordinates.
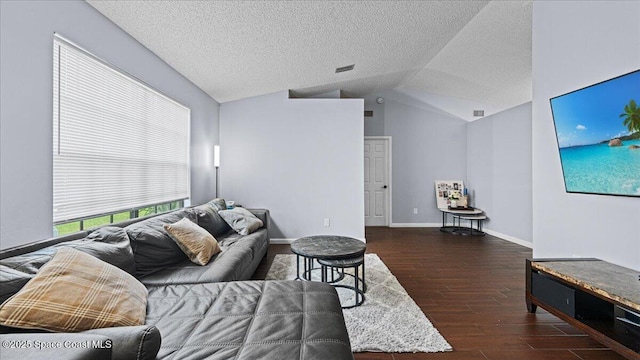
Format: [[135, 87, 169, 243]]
[[214, 145, 220, 198]]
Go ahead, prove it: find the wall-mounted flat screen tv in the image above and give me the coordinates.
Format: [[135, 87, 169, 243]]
[[550, 69, 640, 197]]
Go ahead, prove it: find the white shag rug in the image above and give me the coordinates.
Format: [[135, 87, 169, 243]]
[[266, 253, 452, 353]]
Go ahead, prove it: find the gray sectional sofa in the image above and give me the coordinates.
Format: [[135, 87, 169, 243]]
[[0, 203, 353, 360]]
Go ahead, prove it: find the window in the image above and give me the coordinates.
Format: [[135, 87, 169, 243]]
[[53, 35, 190, 235]]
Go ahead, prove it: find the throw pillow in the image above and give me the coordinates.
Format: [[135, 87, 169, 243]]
[[218, 207, 264, 236], [207, 198, 227, 211], [193, 204, 231, 237], [0, 227, 136, 302], [164, 218, 221, 266], [77, 226, 136, 275], [125, 208, 196, 277], [0, 226, 135, 277], [0, 248, 147, 332]]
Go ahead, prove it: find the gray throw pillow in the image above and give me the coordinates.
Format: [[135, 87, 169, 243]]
[[125, 209, 196, 277], [0, 227, 136, 303], [0, 226, 135, 276], [218, 207, 264, 236], [193, 204, 231, 237], [207, 198, 227, 211]]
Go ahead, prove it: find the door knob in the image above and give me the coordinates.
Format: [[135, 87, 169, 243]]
[[383, 185, 388, 189]]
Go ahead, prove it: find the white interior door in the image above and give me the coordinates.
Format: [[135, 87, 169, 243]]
[[364, 138, 389, 226]]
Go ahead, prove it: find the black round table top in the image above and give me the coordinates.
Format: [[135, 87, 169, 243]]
[[291, 235, 366, 259]]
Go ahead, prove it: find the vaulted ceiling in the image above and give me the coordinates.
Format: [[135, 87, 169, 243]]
[[87, 0, 532, 111]]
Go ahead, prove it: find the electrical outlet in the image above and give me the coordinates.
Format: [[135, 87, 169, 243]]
[[324, 218, 330, 227], [413, 208, 418, 214]]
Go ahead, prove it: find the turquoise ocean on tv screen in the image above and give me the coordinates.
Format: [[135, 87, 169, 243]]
[[560, 139, 640, 196]]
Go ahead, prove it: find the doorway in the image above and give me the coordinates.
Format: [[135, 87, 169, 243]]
[[364, 137, 391, 226]]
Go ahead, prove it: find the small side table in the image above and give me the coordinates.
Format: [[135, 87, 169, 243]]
[[318, 256, 366, 309], [439, 207, 486, 236], [455, 214, 487, 236]]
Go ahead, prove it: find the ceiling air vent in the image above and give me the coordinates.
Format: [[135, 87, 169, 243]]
[[473, 110, 485, 117], [335, 64, 355, 73], [364, 110, 373, 117]]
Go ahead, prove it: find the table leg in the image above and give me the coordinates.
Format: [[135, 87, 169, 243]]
[[304, 258, 310, 280], [355, 265, 360, 304], [525, 259, 537, 313]]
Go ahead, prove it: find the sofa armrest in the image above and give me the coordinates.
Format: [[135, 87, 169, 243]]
[[83, 325, 161, 360], [0, 333, 111, 360], [248, 209, 270, 236]]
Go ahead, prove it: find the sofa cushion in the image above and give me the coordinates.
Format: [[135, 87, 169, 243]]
[[164, 218, 221, 266], [193, 204, 231, 237], [219, 207, 264, 236], [0, 265, 30, 304], [144, 280, 352, 360], [0, 226, 135, 277], [0, 248, 147, 332], [125, 209, 196, 277], [139, 228, 268, 285]]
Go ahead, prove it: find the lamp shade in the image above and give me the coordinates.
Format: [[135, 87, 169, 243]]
[[214, 145, 220, 167]]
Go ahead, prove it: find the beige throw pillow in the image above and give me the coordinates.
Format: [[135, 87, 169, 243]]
[[218, 207, 264, 236], [164, 218, 221, 265], [0, 247, 147, 332]]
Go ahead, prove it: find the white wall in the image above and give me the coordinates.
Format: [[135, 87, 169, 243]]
[[219, 91, 364, 240], [382, 91, 468, 224], [363, 94, 386, 137], [0, 1, 219, 249], [532, 1, 640, 270], [467, 102, 532, 246], [365, 89, 533, 243]]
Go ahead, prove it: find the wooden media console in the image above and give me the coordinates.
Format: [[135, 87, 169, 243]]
[[526, 258, 640, 360]]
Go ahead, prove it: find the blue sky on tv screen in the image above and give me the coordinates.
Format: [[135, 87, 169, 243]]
[[551, 70, 639, 148]]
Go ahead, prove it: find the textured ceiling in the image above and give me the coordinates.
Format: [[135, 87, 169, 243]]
[[87, 0, 531, 111], [401, 1, 532, 108]]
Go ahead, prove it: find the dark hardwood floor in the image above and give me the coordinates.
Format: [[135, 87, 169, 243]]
[[252, 227, 626, 360]]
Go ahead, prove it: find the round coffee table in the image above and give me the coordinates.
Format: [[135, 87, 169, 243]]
[[291, 235, 367, 308], [290, 235, 365, 282]]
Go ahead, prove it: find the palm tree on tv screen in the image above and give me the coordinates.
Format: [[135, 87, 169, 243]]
[[620, 99, 640, 134]]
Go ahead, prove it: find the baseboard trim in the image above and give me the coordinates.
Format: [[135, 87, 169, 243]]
[[389, 223, 441, 228], [483, 228, 533, 249], [271, 237, 367, 245], [387, 223, 533, 249]]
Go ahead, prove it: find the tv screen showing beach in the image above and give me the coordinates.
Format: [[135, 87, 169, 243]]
[[550, 69, 640, 197]]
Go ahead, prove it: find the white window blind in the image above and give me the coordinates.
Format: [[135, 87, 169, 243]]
[[53, 36, 190, 223]]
